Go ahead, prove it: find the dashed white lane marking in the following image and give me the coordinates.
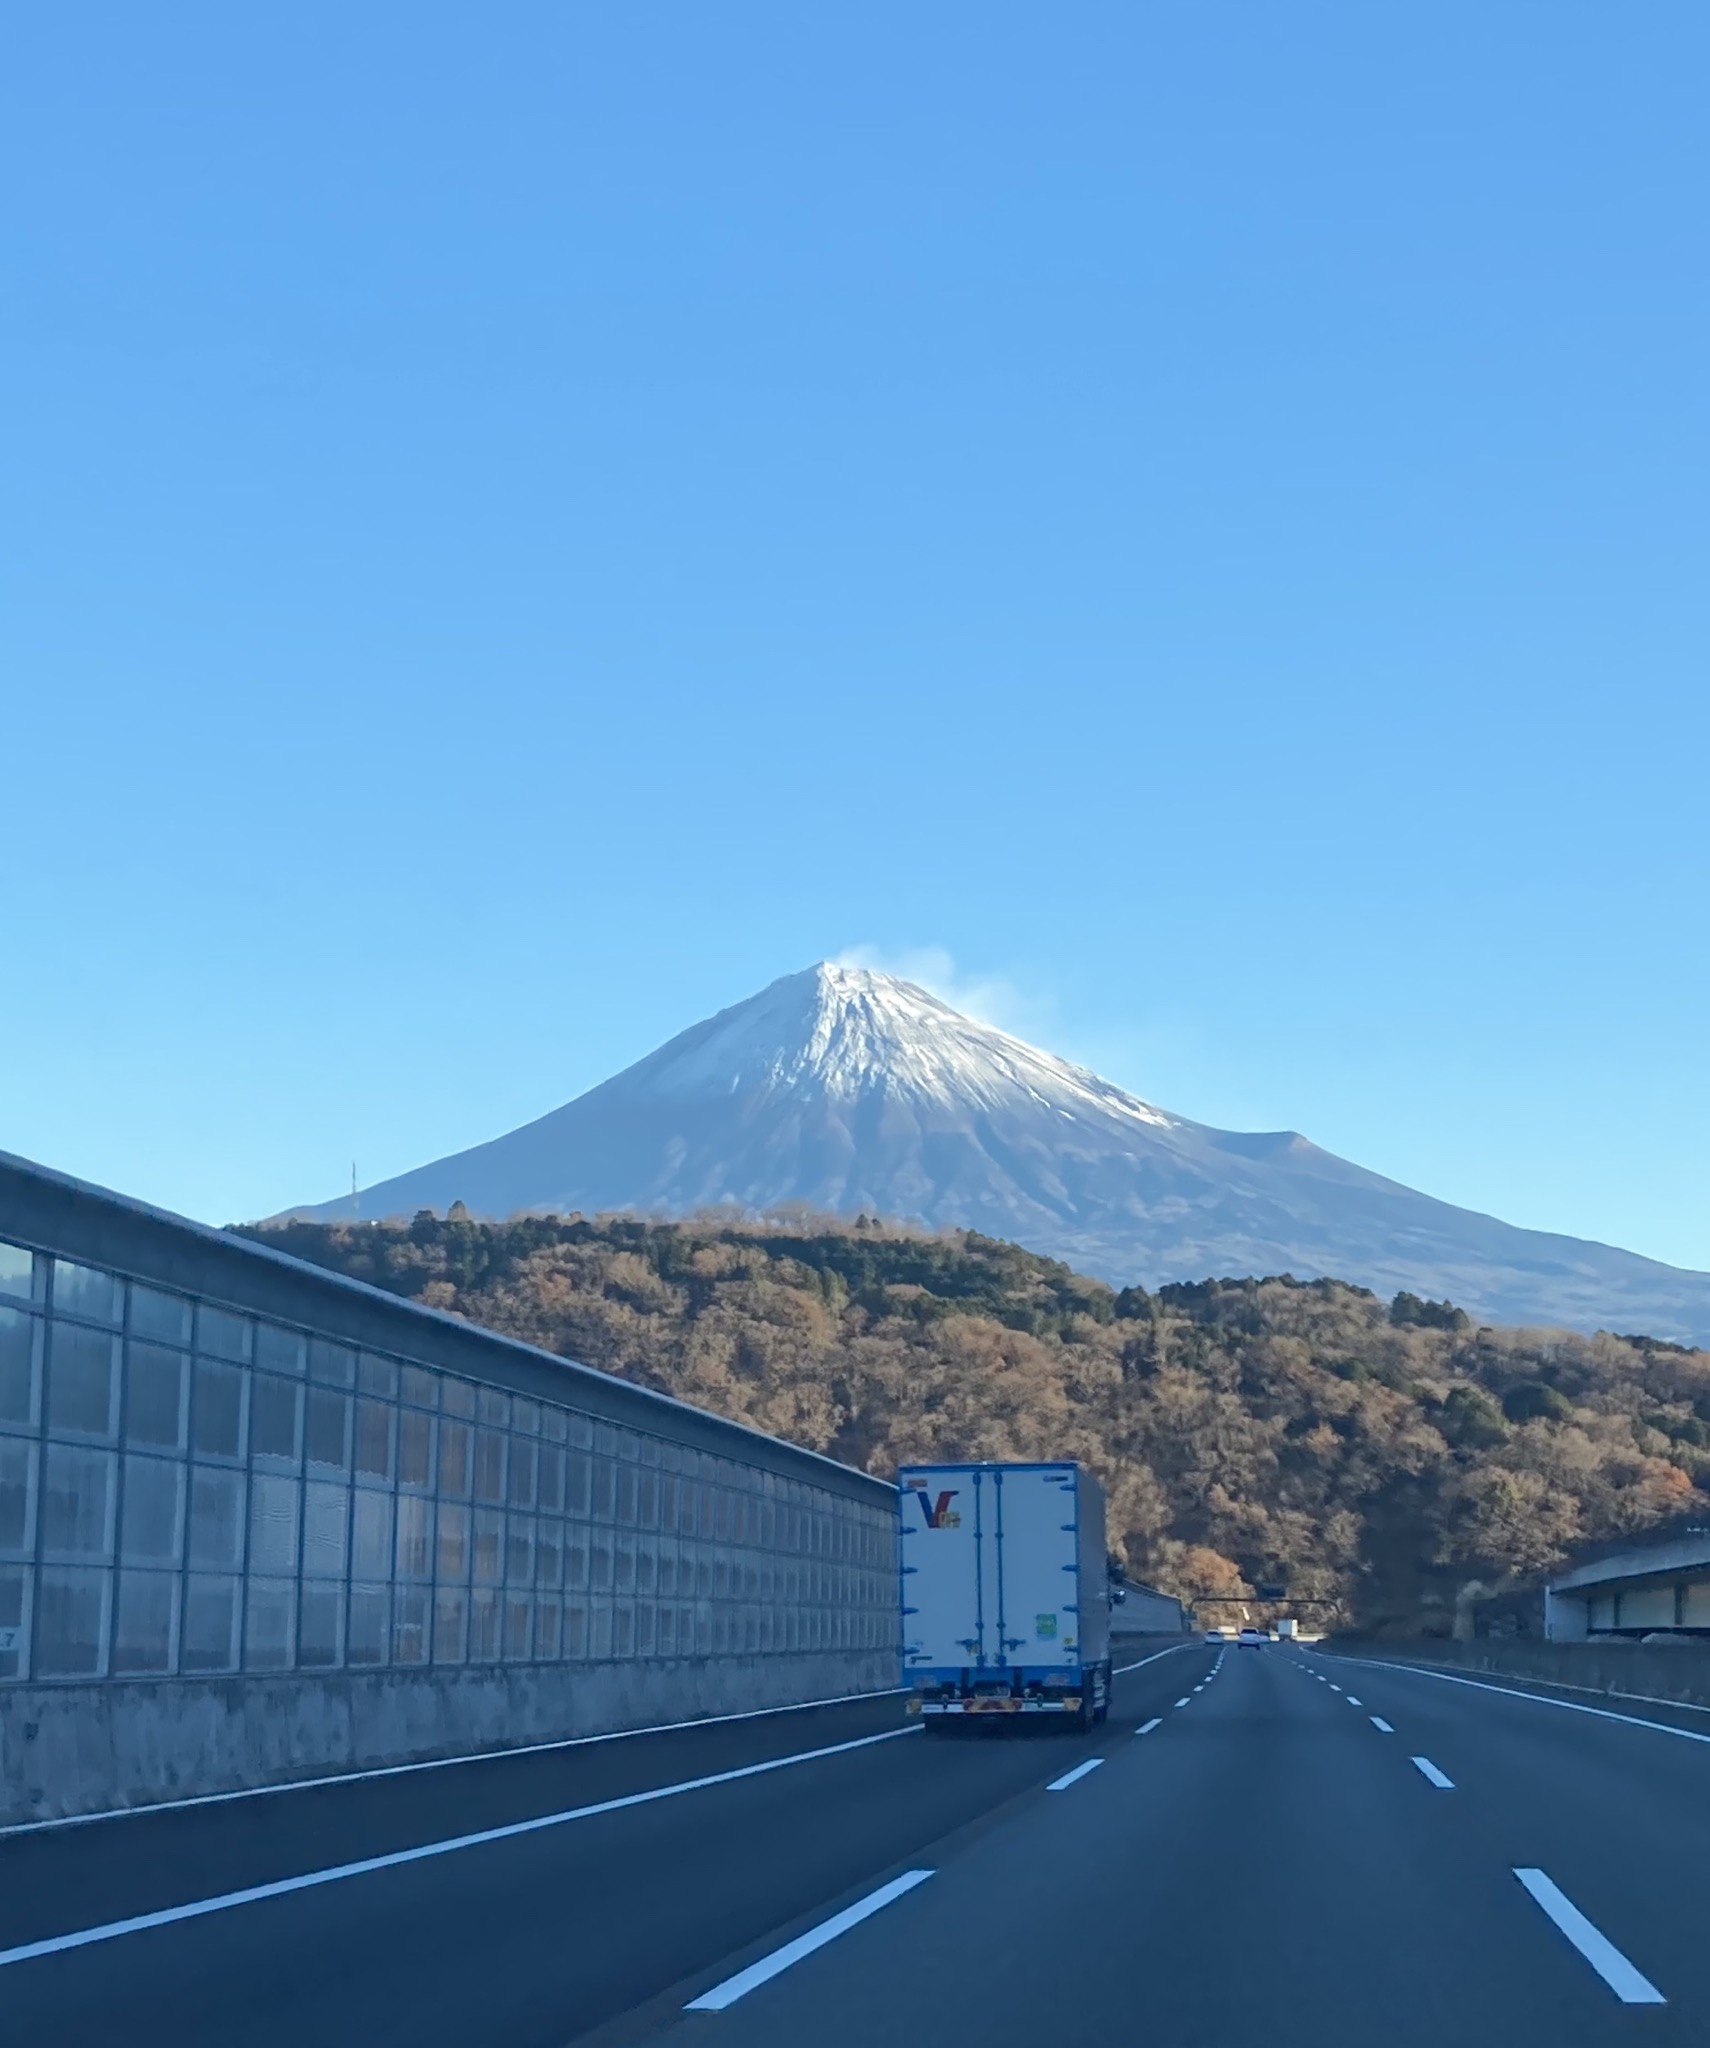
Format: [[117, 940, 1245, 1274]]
[[1513, 1869, 1665, 2005], [1346, 1697, 1363, 1706], [1046, 1759, 1105, 1793], [1328, 1684, 1342, 1693], [1175, 1697, 1192, 1708], [686, 1870, 935, 2009], [1412, 1757, 1454, 1788], [1135, 1718, 1163, 1736], [1370, 1717, 1395, 1734], [0, 1725, 920, 1971]]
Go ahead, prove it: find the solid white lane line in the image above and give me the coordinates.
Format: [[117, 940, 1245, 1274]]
[[1135, 1718, 1163, 1736], [1175, 1697, 1192, 1708], [686, 1871, 934, 2010], [0, 1726, 920, 1971], [1370, 1717, 1395, 1733], [1326, 1658, 1710, 1747], [1412, 1757, 1455, 1789], [1513, 1869, 1665, 2005], [0, 1684, 913, 1842], [1047, 1759, 1105, 1792], [1112, 1642, 1197, 1676]]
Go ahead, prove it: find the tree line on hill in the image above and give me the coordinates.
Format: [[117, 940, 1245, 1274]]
[[245, 1209, 1710, 1631]]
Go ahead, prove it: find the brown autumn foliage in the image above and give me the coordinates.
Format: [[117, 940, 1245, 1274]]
[[244, 1210, 1710, 1630]]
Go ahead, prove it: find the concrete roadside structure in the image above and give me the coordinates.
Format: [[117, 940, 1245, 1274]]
[[1114, 1579, 1190, 1636], [0, 1150, 899, 1824], [1544, 1527, 1710, 1641]]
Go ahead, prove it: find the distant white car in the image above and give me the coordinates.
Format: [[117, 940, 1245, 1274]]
[[1237, 1627, 1265, 1647], [1204, 1628, 1228, 1645]]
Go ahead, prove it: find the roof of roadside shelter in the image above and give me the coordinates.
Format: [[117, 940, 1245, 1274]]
[[1548, 1530, 1710, 1598]]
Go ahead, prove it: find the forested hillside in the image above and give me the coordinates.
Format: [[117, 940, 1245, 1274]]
[[245, 1210, 1710, 1630]]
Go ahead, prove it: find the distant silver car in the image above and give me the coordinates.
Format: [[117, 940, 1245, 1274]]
[[1237, 1626, 1265, 1647], [1204, 1627, 1228, 1645]]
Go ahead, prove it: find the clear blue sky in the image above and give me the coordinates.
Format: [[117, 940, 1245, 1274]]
[[4, 5, 1706, 1272]]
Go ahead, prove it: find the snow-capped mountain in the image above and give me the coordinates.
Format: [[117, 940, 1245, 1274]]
[[290, 962, 1710, 1343]]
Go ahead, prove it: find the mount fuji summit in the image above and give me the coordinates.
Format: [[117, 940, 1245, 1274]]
[[293, 962, 1710, 1343]]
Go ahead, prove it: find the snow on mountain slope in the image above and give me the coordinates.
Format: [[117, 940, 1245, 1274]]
[[588, 962, 1175, 1126], [287, 963, 1710, 1344]]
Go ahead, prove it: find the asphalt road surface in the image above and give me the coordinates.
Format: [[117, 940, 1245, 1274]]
[[8, 1640, 1710, 2047]]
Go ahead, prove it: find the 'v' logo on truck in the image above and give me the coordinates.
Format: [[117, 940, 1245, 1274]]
[[915, 1489, 960, 1529]]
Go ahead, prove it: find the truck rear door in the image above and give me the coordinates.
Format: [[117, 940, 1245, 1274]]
[[900, 1466, 986, 1674], [992, 1465, 1082, 1665]]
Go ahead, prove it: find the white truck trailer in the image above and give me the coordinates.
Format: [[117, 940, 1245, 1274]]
[[898, 1461, 1112, 1728]]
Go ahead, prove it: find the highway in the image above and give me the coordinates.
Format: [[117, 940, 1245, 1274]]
[[7, 1640, 1710, 2046]]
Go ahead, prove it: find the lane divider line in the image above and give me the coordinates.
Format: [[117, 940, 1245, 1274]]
[[1046, 1759, 1105, 1793], [1370, 1717, 1394, 1733], [1328, 1684, 1342, 1692], [0, 1725, 921, 1972], [1322, 1657, 1710, 1748], [1412, 1757, 1454, 1789], [1513, 1869, 1665, 2005], [686, 1870, 934, 2011], [0, 1684, 915, 1843], [1174, 1697, 1192, 1708], [1112, 1642, 1198, 1677], [1346, 1697, 1363, 1706], [1135, 1718, 1163, 1737]]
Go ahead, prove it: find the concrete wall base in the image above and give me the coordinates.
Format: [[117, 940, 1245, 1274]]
[[1110, 1627, 1191, 1652], [0, 1650, 901, 1827]]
